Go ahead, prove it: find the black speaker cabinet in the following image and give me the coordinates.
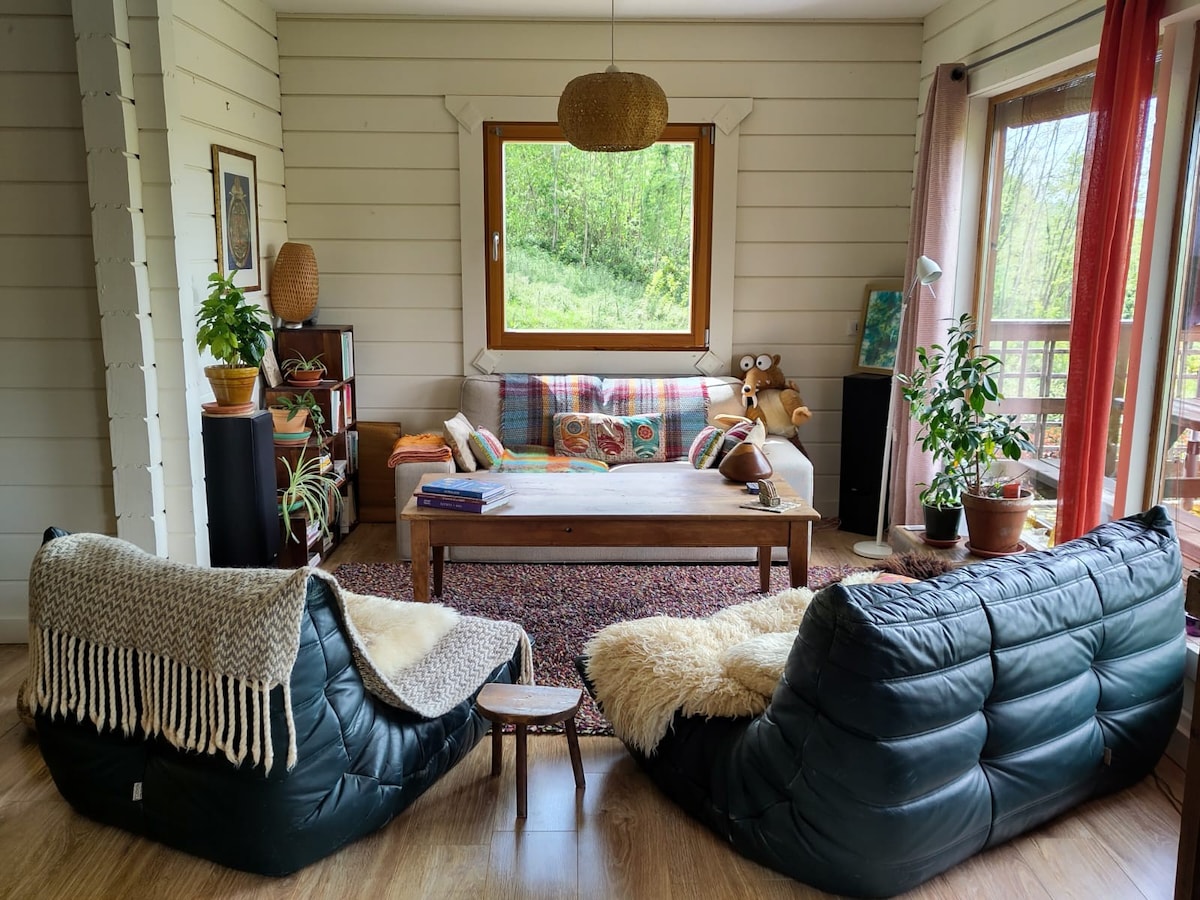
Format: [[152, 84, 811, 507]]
[[839, 373, 892, 535], [202, 411, 280, 567]]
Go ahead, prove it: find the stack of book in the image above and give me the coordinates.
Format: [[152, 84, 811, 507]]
[[417, 477, 513, 513]]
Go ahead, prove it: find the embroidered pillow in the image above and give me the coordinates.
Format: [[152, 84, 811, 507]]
[[442, 412, 477, 473], [719, 419, 756, 458], [468, 427, 505, 469], [553, 412, 666, 464], [688, 425, 724, 469]]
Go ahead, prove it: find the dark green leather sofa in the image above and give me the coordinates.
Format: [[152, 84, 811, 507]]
[[624, 507, 1185, 897]]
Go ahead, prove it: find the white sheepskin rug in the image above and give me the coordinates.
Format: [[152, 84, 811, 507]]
[[583, 572, 883, 755], [341, 590, 460, 681]]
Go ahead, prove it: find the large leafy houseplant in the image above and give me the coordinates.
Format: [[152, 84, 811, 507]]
[[898, 314, 1034, 548], [196, 271, 272, 407]]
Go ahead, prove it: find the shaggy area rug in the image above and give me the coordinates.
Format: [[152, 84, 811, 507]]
[[332, 561, 866, 736]]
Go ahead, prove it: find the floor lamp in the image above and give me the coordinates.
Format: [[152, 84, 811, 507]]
[[853, 255, 943, 560]]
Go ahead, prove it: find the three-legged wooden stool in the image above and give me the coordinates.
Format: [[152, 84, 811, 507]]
[[475, 683, 585, 818]]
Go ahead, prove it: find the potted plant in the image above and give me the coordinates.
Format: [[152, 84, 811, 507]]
[[282, 350, 325, 386], [278, 452, 343, 545], [195, 271, 273, 407], [269, 391, 315, 437], [898, 314, 1035, 554]]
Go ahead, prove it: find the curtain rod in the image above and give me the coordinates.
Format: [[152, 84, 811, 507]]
[[951, 6, 1105, 81]]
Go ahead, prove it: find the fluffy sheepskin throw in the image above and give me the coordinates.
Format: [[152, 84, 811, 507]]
[[341, 591, 460, 679], [583, 573, 884, 755]]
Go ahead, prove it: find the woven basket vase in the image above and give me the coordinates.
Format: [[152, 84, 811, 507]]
[[271, 242, 319, 324], [558, 68, 668, 152]]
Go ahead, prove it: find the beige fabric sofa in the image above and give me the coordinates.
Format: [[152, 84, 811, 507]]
[[393, 374, 815, 562]]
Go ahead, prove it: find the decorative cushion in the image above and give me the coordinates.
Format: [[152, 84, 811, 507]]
[[442, 412, 477, 473], [688, 425, 724, 469], [553, 412, 666, 464], [468, 427, 505, 469], [720, 419, 756, 456], [497, 450, 609, 473]]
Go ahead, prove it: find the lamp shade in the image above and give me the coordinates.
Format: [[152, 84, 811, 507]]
[[915, 255, 942, 286], [557, 65, 668, 152], [271, 242, 319, 326]]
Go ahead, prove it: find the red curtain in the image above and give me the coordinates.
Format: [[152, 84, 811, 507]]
[[1055, 0, 1162, 543]]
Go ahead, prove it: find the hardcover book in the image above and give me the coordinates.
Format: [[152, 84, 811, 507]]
[[421, 477, 510, 500], [415, 493, 510, 513]]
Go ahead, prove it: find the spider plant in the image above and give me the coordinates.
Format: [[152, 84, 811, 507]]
[[278, 453, 343, 544]]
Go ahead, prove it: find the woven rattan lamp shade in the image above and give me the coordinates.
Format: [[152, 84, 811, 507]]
[[271, 242, 318, 326], [558, 65, 668, 152]]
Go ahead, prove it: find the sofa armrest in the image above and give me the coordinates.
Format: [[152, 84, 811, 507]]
[[761, 436, 814, 505], [394, 459, 456, 560]]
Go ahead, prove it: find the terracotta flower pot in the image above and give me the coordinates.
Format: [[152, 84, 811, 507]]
[[204, 365, 259, 407], [285, 369, 324, 387], [718, 442, 773, 483], [270, 406, 309, 434], [962, 490, 1033, 555]]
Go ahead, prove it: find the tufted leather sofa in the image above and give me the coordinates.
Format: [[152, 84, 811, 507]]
[[617, 507, 1185, 897], [32, 532, 522, 876]]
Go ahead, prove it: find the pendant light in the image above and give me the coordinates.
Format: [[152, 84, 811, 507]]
[[557, 0, 668, 152]]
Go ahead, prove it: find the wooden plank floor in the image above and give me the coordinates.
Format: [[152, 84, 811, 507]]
[[0, 523, 1186, 899]]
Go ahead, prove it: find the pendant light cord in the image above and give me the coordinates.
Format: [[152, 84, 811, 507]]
[[610, 0, 615, 67]]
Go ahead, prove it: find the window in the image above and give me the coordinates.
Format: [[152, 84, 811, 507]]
[[483, 122, 714, 351], [975, 63, 1154, 529]]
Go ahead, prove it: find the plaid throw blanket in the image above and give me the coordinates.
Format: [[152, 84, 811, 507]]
[[499, 375, 710, 459], [601, 377, 709, 460], [500, 375, 603, 447]]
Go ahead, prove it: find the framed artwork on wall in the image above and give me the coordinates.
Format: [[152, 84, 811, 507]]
[[212, 145, 261, 291], [855, 280, 904, 374]]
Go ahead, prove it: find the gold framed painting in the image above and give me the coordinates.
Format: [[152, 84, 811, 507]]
[[212, 145, 261, 291], [855, 279, 904, 374]]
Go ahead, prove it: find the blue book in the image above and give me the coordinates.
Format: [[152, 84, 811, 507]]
[[421, 476, 510, 500]]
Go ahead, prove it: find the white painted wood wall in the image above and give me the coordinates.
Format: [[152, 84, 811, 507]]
[[276, 18, 924, 515], [0, 2, 114, 642]]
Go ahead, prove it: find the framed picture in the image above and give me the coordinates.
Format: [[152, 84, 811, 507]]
[[260, 342, 284, 389], [212, 145, 261, 291], [855, 280, 905, 374]]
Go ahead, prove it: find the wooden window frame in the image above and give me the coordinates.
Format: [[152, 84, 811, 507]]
[[482, 122, 714, 352]]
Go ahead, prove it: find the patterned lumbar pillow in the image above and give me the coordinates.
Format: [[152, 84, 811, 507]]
[[553, 412, 666, 463], [688, 425, 724, 469], [442, 412, 477, 473], [468, 426, 506, 469]]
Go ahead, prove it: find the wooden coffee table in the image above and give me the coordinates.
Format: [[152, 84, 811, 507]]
[[401, 470, 820, 602]]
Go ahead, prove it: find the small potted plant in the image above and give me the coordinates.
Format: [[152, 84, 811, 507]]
[[195, 271, 272, 407], [282, 350, 325, 387], [278, 452, 343, 545], [899, 314, 1034, 554], [269, 391, 316, 437]]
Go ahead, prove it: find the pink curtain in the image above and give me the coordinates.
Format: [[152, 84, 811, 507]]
[[1055, 0, 1162, 542], [890, 64, 970, 526]]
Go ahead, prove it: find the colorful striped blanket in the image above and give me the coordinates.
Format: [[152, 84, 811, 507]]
[[496, 450, 608, 473], [499, 375, 709, 460]]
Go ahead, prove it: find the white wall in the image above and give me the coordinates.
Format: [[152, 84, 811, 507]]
[[127, 0, 287, 563], [277, 17, 923, 515], [0, 1, 114, 641]]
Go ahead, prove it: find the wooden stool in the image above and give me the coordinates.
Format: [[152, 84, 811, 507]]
[[475, 683, 585, 818]]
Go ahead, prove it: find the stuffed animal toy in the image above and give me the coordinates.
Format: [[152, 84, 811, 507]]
[[736, 353, 812, 438]]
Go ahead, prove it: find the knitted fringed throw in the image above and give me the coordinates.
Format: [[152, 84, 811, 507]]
[[28, 534, 311, 774]]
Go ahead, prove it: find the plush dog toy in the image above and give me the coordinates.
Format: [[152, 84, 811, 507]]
[[737, 353, 812, 438]]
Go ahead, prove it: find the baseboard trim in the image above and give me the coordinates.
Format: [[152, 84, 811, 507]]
[[0, 617, 28, 644]]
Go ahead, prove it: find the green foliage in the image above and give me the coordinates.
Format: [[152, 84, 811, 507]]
[[501, 140, 694, 332], [278, 453, 342, 544], [899, 314, 1035, 504], [195, 271, 272, 368], [282, 350, 325, 374]]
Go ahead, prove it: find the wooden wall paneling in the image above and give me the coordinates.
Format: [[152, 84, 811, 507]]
[[317, 273, 463, 309]]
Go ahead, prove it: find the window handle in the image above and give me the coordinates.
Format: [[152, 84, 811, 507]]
[[492, 231, 500, 262]]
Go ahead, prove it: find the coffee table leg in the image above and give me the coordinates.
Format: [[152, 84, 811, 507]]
[[515, 723, 528, 819], [410, 520, 431, 602], [789, 521, 809, 588], [432, 546, 444, 597], [757, 546, 771, 592]]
